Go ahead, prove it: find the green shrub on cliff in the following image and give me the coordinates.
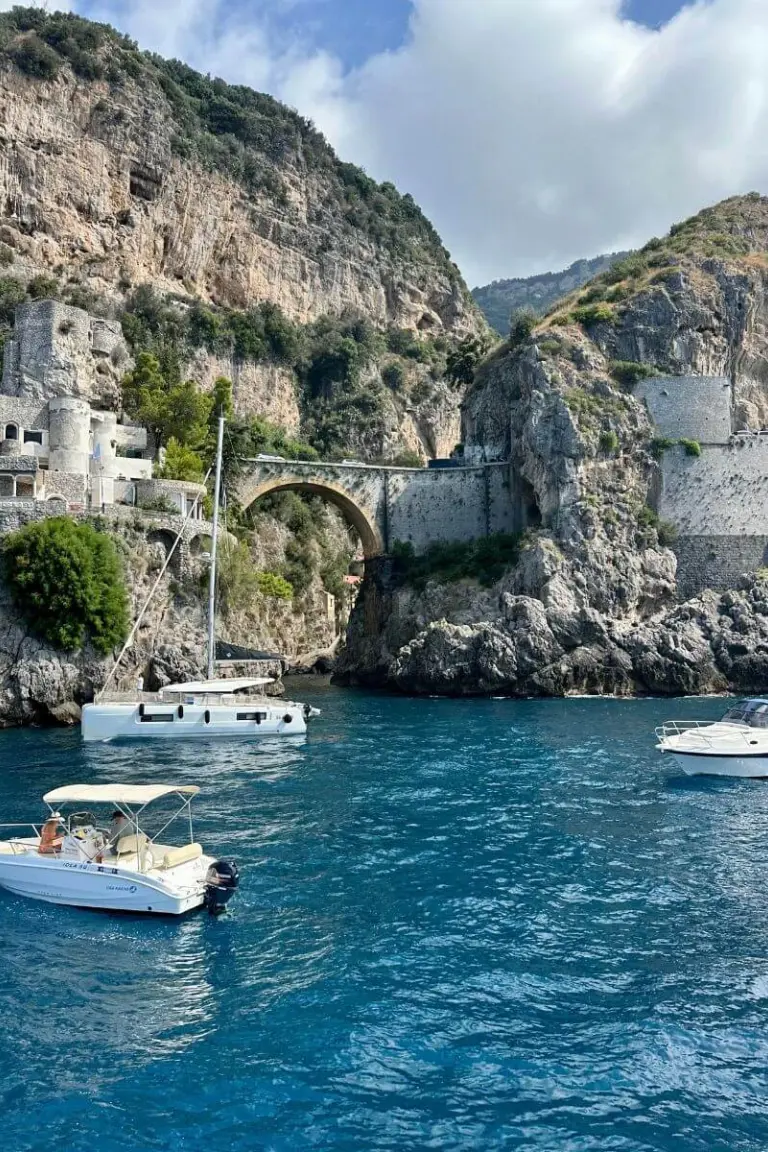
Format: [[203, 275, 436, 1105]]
[[509, 308, 537, 346], [2, 517, 129, 653], [657, 520, 678, 546], [572, 302, 616, 327], [256, 571, 293, 600], [11, 35, 60, 80], [679, 438, 701, 457], [609, 360, 656, 388], [599, 430, 619, 454], [445, 334, 493, 385], [649, 436, 676, 459], [392, 532, 523, 589]]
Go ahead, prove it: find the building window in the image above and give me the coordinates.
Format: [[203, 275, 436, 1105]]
[[4, 424, 18, 440], [23, 430, 43, 445]]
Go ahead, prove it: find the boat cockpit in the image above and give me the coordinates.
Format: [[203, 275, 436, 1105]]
[[720, 699, 768, 728]]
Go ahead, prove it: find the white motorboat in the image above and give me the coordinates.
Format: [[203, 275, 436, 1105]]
[[82, 415, 320, 742], [82, 678, 314, 741], [0, 783, 239, 915], [656, 698, 768, 777]]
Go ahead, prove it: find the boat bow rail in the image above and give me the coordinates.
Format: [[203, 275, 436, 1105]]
[[655, 720, 758, 749], [0, 824, 42, 853]]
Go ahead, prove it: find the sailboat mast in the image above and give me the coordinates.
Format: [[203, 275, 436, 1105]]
[[206, 415, 225, 681]]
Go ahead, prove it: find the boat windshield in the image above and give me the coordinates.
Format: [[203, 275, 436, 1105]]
[[722, 700, 768, 727]]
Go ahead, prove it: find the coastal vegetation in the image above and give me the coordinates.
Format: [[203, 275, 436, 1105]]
[[392, 532, 524, 589], [252, 491, 355, 601], [216, 542, 294, 616], [115, 285, 461, 461], [1, 517, 129, 653]]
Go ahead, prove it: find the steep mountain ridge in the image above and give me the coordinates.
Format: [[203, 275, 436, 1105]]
[[472, 252, 631, 334], [0, 9, 473, 330]]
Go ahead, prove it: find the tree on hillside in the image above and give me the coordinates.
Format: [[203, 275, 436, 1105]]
[[445, 333, 494, 387], [157, 437, 205, 483], [2, 517, 129, 653], [121, 353, 212, 450]]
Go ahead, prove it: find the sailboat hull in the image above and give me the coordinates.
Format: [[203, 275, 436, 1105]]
[[81, 701, 308, 742]]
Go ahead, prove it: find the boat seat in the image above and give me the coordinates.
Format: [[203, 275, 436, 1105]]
[[115, 833, 151, 868], [159, 843, 203, 870], [115, 832, 149, 855]]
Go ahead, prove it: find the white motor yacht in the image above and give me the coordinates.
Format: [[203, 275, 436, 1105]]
[[82, 678, 314, 741], [656, 698, 768, 777], [82, 415, 320, 742], [0, 783, 239, 915]]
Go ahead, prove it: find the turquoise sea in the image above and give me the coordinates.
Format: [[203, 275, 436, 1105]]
[[1, 687, 767, 1151]]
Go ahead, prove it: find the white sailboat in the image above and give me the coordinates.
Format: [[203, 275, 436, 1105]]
[[81, 417, 318, 741]]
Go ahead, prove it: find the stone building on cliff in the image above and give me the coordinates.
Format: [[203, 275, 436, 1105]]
[[0, 300, 205, 518]]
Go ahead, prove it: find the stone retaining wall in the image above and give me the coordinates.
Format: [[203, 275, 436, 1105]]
[[673, 534, 768, 601], [635, 375, 732, 443], [0, 501, 215, 576], [659, 441, 768, 535]]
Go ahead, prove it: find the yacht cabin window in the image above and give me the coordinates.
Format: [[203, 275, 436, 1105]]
[[723, 701, 768, 728]]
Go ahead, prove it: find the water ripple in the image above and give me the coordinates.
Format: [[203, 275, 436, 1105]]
[[1, 692, 768, 1150]]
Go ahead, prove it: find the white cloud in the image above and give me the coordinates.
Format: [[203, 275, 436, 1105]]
[[75, 0, 768, 284], [336, 0, 768, 283]]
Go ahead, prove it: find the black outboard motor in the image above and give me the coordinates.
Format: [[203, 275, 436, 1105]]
[[204, 859, 240, 915]]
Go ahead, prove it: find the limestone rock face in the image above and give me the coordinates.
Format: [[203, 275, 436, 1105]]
[[0, 63, 483, 458], [0, 69, 475, 335]]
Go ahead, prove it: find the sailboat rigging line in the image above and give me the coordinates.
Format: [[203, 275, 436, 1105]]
[[96, 465, 214, 702], [207, 415, 226, 680]]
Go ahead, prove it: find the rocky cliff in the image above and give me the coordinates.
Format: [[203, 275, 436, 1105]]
[[0, 10, 483, 463], [338, 195, 768, 697]]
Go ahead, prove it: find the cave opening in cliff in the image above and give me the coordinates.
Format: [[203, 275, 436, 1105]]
[[520, 478, 542, 530]]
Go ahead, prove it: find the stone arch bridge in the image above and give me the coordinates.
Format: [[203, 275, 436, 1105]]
[[237, 459, 526, 558]]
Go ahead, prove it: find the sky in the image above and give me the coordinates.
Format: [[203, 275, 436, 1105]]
[[16, 0, 768, 287]]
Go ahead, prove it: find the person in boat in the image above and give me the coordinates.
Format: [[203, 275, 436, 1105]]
[[107, 810, 130, 852], [38, 814, 63, 855]]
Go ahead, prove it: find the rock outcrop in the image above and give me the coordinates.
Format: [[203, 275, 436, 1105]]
[[0, 51, 471, 333], [0, 12, 485, 461], [339, 196, 768, 697]]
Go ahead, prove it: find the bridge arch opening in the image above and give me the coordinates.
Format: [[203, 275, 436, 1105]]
[[239, 478, 384, 559]]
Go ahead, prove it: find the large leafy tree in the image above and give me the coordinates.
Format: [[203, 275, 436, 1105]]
[[156, 438, 205, 483], [121, 353, 213, 450], [2, 517, 129, 654]]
